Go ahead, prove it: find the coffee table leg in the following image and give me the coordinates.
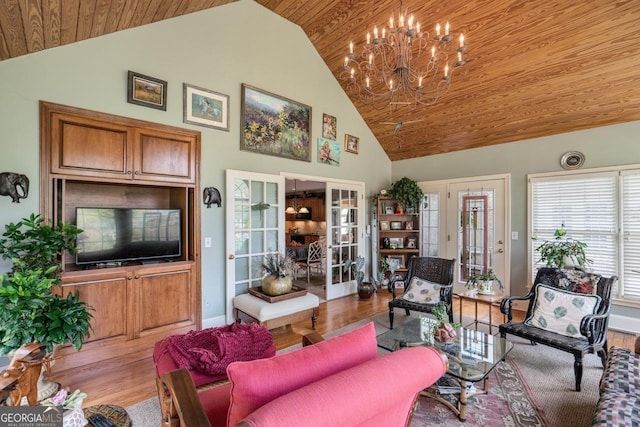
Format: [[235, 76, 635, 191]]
[[459, 380, 468, 421]]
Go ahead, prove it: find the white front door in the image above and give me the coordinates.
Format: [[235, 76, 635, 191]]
[[420, 175, 511, 294], [325, 181, 365, 300], [225, 169, 285, 323]]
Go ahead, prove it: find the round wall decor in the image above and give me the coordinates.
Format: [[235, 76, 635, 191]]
[[560, 151, 585, 170]]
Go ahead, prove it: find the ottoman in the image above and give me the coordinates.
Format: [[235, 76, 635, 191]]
[[233, 293, 320, 330]]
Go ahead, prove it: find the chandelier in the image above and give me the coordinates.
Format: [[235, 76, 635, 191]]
[[340, 2, 468, 110], [285, 180, 309, 214]]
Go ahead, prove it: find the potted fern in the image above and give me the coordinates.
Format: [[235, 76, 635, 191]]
[[465, 269, 503, 295]]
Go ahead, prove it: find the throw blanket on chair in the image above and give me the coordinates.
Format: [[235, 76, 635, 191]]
[[166, 323, 274, 375]]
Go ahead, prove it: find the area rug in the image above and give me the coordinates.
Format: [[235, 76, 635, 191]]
[[126, 312, 602, 427]]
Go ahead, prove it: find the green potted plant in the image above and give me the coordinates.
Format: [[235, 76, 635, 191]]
[[345, 256, 374, 300], [465, 269, 503, 295], [430, 303, 461, 343], [387, 177, 424, 213], [0, 214, 93, 356], [533, 225, 589, 268]]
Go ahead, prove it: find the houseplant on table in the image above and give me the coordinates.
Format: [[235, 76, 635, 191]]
[[534, 225, 589, 268], [261, 252, 295, 296], [0, 213, 93, 401], [387, 177, 424, 213], [429, 303, 461, 344], [465, 269, 503, 295]]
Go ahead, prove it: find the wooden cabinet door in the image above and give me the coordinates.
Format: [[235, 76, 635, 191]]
[[133, 128, 197, 184], [50, 112, 134, 179], [60, 270, 131, 344], [136, 263, 195, 336], [313, 197, 325, 221]]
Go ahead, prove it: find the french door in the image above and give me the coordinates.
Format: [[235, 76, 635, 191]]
[[325, 181, 365, 300], [420, 175, 510, 294], [225, 170, 285, 323]]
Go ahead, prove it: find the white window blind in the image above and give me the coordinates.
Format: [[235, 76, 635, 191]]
[[530, 172, 618, 279], [530, 167, 640, 305], [622, 171, 640, 300]]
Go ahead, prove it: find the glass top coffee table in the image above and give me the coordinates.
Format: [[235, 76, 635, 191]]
[[377, 317, 513, 421]]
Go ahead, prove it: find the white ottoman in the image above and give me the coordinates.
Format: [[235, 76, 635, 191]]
[[233, 293, 320, 330]]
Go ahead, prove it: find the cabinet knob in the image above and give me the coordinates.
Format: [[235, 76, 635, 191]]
[[127, 171, 132, 175], [127, 276, 133, 280], [135, 275, 140, 279], [134, 171, 140, 175]]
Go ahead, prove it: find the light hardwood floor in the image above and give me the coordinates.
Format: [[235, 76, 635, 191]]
[[49, 291, 636, 408]]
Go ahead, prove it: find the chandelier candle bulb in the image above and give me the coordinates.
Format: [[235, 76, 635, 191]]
[[416, 22, 420, 34], [389, 16, 394, 28], [349, 41, 353, 54], [374, 26, 378, 39], [459, 34, 464, 47], [444, 64, 449, 77], [367, 32, 370, 44], [445, 22, 450, 35], [436, 23, 441, 36]]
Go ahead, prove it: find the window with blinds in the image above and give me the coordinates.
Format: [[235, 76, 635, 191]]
[[529, 167, 640, 306]]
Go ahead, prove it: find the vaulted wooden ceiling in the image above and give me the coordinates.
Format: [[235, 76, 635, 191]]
[[2, 0, 639, 160]]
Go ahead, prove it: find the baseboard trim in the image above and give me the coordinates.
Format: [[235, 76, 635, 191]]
[[609, 314, 640, 334], [202, 315, 227, 329]]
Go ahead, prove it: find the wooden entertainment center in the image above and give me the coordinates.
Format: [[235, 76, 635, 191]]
[[39, 101, 201, 371]]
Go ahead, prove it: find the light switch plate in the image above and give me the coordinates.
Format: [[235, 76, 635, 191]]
[[204, 237, 212, 247]]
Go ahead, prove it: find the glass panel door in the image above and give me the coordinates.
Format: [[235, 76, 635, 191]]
[[325, 182, 364, 300], [225, 170, 285, 322]]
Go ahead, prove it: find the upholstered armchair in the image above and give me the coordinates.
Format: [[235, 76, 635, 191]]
[[388, 256, 456, 329], [499, 267, 617, 391]]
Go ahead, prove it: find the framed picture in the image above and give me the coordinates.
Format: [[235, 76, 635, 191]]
[[384, 205, 394, 214], [127, 71, 167, 110], [183, 83, 229, 131], [389, 237, 404, 249], [390, 221, 403, 230], [388, 255, 405, 269], [394, 280, 405, 289], [317, 137, 341, 166], [405, 221, 413, 230], [322, 113, 337, 140], [406, 237, 417, 249], [241, 84, 311, 162], [379, 221, 389, 230], [344, 134, 359, 154]]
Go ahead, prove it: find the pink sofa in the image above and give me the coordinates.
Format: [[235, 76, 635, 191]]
[[160, 321, 448, 426]]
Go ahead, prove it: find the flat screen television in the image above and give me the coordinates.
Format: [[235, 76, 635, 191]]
[[75, 207, 181, 265]]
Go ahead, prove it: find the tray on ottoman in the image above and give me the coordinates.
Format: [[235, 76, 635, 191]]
[[249, 285, 308, 303]]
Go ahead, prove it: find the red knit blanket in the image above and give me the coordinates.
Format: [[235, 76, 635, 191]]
[[166, 323, 274, 375]]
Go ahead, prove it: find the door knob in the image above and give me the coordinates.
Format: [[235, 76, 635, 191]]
[[228, 254, 235, 260], [498, 240, 504, 244], [498, 248, 504, 253]]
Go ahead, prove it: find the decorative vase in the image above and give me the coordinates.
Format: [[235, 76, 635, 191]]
[[357, 281, 374, 300], [261, 275, 293, 296], [434, 323, 457, 343], [478, 280, 495, 295], [395, 203, 404, 214]]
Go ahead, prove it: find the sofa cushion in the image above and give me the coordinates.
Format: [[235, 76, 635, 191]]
[[400, 277, 441, 304], [239, 346, 447, 427], [592, 391, 640, 426], [226, 322, 378, 426], [524, 284, 601, 339], [600, 346, 640, 394]]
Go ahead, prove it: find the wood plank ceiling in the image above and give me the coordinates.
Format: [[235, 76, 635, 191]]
[[2, 0, 639, 161]]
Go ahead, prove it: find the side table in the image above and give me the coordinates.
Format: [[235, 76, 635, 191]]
[[455, 291, 505, 334]]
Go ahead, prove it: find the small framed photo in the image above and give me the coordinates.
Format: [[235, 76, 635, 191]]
[[389, 237, 404, 249], [405, 221, 413, 230], [380, 221, 389, 230], [322, 113, 337, 140], [384, 205, 394, 214], [394, 280, 405, 289], [406, 237, 417, 249], [388, 255, 405, 269], [127, 71, 167, 110], [183, 83, 230, 131], [390, 221, 403, 230], [344, 134, 359, 154]]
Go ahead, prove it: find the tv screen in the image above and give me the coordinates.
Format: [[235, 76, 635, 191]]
[[75, 207, 181, 265]]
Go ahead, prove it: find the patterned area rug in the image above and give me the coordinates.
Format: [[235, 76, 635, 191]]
[[411, 360, 548, 426]]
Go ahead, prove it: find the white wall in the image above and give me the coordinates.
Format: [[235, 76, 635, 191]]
[[393, 121, 640, 324], [0, 0, 391, 322]]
